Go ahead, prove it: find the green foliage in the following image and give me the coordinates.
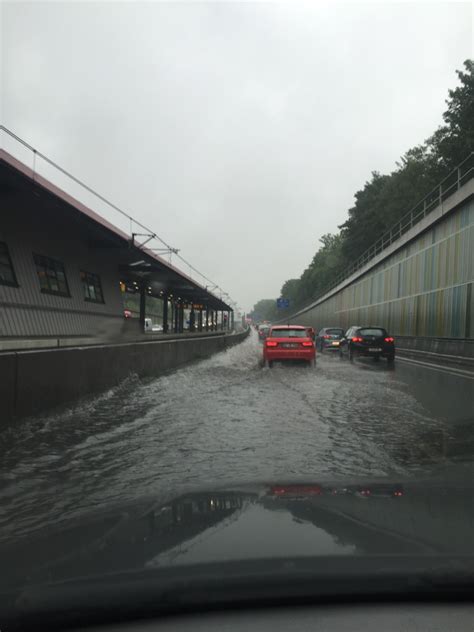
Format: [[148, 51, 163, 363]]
[[280, 279, 300, 304], [253, 60, 473, 315], [249, 298, 279, 322], [428, 59, 474, 171], [340, 145, 441, 261], [286, 233, 346, 306]]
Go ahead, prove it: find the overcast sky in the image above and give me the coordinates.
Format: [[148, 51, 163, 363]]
[[2, 1, 472, 311]]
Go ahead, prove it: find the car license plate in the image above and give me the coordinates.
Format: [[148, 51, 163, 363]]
[[369, 347, 382, 352], [282, 343, 298, 348], [331, 341, 340, 346]]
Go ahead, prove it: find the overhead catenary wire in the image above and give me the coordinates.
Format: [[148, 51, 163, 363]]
[[0, 125, 235, 306]]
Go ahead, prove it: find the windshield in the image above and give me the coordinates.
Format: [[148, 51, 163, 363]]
[[1, 1, 473, 628], [358, 328, 387, 337], [271, 328, 308, 337]]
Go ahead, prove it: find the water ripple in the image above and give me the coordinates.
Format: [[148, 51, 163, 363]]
[[0, 333, 472, 541]]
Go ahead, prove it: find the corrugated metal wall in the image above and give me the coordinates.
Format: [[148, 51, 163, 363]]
[[294, 198, 474, 338], [0, 189, 125, 338]]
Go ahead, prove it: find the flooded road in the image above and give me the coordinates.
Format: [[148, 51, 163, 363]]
[[0, 332, 473, 541]]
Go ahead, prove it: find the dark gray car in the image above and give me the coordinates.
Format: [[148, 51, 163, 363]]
[[315, 327, 345, 352]]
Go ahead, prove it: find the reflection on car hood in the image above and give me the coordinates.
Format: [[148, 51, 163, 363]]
[[2, 473, 474, 589]]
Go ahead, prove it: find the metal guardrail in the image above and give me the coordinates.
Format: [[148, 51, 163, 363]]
[[298, 152, 474, 313]]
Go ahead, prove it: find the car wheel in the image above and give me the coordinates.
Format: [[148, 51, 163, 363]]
[[339, 349, 344, 360], [373, 355, 380, 363], [265, 359, 273, 368], [309, 358, 316, 368], [387, 355, 395, 365], [349, 349, 354, 362]]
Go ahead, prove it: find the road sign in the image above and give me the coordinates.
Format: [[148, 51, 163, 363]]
[[277, 298, 290, 309]]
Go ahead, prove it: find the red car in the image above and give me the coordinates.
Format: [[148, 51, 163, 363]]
[[263, 325, 316, 368]]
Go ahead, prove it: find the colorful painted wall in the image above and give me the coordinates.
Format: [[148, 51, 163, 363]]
[[293, 197, 474, 339]]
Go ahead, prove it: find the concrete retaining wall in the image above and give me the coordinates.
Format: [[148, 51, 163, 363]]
[[395, 335, 474, 370], [278, 182, 473, 368], [0, 329, 249, 425]]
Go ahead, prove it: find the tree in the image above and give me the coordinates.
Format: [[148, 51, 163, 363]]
[[339, 172, 389, 261], [301, 233, 346, 300], [251, 61, 473, 315], [279, 234, 346, 309], [428, 59, 474, 171], [280, 279, 300, 304], [340, 145, 443, 261], [249, 299, 278, 322]]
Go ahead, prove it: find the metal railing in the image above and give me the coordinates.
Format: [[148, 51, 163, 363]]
[[294, 152, 474, 315], [0, 125, 241, 312]]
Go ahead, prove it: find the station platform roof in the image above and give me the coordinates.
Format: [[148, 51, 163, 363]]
[[0, 149, 232, 312]]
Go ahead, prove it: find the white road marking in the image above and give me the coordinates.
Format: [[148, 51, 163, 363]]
[[396, 355, 474, 380]]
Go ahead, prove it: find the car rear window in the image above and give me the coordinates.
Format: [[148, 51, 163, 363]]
[[326, 329, 344, 335], [271, 328, 308, 338], [358, 328, 387, 337]]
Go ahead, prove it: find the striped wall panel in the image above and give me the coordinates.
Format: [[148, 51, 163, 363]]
[[294, 198, 474, 339]]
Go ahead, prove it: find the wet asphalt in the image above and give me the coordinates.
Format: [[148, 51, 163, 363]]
[[0, 331, 472, 541]]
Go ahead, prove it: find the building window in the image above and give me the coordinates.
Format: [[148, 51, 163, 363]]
[[0, 242, 18, 287], [33, 254, 70, 297], [81, 270, 104, 303]]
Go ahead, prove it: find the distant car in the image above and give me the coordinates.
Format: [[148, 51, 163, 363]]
[[316, 327, 345, 352], [263, 325, 316, 368], [258, 325, 271, 341], [152, 324, 163, 332], [339, 326, 395, 364]]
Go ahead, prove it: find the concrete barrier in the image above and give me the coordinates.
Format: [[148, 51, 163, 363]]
[[0, 329, 229, 352], [275, 182, 473, 365], [1, 329, 249, 425], [396, 336, 474, 371]]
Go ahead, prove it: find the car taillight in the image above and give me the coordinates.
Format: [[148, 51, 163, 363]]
[[302, 341, 313, 347], [266, 340, 278, 347], [384, 337, 394, 343], [323, 335, 331, 339], [270, 485, 322, 496], [352, 337, 363, 342]]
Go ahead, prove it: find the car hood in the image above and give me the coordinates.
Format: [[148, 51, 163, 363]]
[[2, 472, 474, 590], [3, 473, 474, 629]]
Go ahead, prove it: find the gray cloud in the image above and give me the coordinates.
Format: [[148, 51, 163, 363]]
[[2, 1, 472, 310]]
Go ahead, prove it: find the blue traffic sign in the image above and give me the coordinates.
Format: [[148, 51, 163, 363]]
[[276, 298, 290, 309]]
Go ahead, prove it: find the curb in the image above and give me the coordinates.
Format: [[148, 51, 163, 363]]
[[396, 352, 474, 380]]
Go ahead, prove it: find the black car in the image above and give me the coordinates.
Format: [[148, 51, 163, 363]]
[[315, 327, 345, 352], [339, 325, 395, 363]]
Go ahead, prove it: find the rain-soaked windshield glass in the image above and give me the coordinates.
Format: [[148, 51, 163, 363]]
[[1, 1, 473, 628], [271, 328, 308, 337], [358, 328, 387, 337]]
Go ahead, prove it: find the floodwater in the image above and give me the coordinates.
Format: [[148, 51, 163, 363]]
[[0, 331, 472, 541]]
